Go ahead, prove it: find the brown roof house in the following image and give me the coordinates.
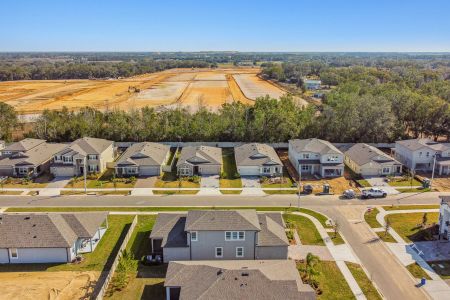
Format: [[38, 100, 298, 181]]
[[176, 146, 222, 176], [0, 139, 66, 178], [234, 143, 283, 176], [50, 137, 114, 177], [150, 210, 289, 263], [164, 260, 316, 300], [0, 212, 108, 264]]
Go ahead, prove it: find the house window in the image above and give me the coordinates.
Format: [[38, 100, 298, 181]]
[[327, 156, 339, 162], [88, 165, 99, 172], [236, 247, 244, 257], [302, 153, 310, 159], [419, 152, 422, 157], [9, 248, 18, 259], [262, 167, 271, 173], [382, 167, 390, 174], [88, 155, 98, 160], [225, 231, 245, 241], [18, 168, 28, 175], [215, 247, 223, 258], [301, 165, 310, 171], [191, 231, 198, 242], [426, 152, 430, 157]]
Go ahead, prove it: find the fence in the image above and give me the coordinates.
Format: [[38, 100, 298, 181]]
[[94, 215, 138, 300]]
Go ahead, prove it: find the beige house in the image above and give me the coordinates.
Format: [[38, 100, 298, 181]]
[[176, 146, 222, 176], [50, 137, 114, 177], [345, 143, 402, 176], [234, 143, 283, 176], [115, 142, 171, 177], [0, 139, 66, 178]]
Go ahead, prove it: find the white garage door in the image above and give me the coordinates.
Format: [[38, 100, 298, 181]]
[[238, 166, 260, 176], [140, 166, 160, 176], [51, 167, 74, 177]]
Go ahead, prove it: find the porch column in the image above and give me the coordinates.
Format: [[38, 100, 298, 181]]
[[439, 165, 443, 176], [166, 287, 171, 300], [90, 238, 93, 252]]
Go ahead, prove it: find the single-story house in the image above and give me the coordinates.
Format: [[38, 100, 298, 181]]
[[164, 260, 316, 300], [234, 143, 283, 176], [176, 146, 222, 176], [0, 138, 46, 158], [50, 137, 114, 177], [0, 212, 108, 264], [289, 138, 344, 178], [344, 143, 402, 176], [115, 142, 171, 177], [0, 141, 66, 178], [150, 210, 289, 263]]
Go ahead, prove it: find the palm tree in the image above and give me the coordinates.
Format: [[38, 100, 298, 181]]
[[304, 252, 320, 283]]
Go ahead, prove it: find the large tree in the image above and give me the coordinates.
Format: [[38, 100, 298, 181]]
[[0, 103, 18, 141]]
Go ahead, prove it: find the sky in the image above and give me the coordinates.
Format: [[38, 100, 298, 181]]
[[1, 0, 449, 52]]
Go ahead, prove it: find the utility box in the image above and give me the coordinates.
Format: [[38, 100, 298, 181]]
[[323, 184, 330, 194], [422, 178, 431, 188]]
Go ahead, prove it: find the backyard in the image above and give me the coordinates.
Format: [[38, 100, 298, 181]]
[[386, 212, 439, 243], [219, 148, 242, 194]]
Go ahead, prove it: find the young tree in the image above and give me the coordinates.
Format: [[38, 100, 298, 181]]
[[384, 218, 391, 237], [422, 213, 428, 228]]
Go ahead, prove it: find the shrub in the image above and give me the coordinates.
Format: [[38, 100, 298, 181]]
[[260, 176, 268, 183], [233, 172, 241, 179], [220, 171, 228, 179]]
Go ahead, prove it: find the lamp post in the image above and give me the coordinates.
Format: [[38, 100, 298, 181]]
[[84, 156, 87, 194], [297, 162, 302, 209], [430, 154, 437, 190]]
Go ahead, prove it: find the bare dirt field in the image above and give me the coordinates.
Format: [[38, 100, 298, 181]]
[[0, 271, 99, 300], [0, 67, 291, 115]]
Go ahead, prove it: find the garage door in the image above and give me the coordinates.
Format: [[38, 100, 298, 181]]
[[140, 166, 160, 176], [51, 167, 74, 177], [238, 166, 260, 176]]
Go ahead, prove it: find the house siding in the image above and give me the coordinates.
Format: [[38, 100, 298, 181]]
[[0, 248, 9, 263], [190, 230, 256, 260], [256, 246, 288, 259], [1, 247, 70, 263], [163, 247, 190, 263]]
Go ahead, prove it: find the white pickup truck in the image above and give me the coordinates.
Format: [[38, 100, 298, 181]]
[[361, 188, 387, 199]]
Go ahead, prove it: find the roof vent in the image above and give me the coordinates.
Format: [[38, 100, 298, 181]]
[[241, 272, 249, 277], [33, 235, 37, 238], [24, 216, 31, 220]]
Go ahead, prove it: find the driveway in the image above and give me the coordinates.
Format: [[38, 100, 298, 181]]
[[241, 176, 261, 188], [200, 175, 219, 188], [134, 176, 157, 188], [46, 176, 71, 188], [363, 176, 400, 195]]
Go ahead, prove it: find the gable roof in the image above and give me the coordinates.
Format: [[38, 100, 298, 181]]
[[165, 260, 315, 300], [185, 210, 261, 231], [345, 143, 399, 166], [116, 142, 170, 167], [177, 146, 222, 166], [257, 213, 289, 246], [0, 212, 108, 248], [149, 214, 188, 247], [3, 138, 46, 152], [235, 143, 282, 167], [0, 142, 66, 167], [289, 138, 342, 155], [396, 139, 450, 152], [57, 137, 113, 156]]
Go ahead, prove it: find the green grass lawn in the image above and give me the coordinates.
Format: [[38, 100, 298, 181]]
[[406, 262, 431, 279], [220, 148, 242, 189], [1, 175, 51, 188], [382, 205, 439, 211], [152, 190, 198, 195], [283, 213, 324, 245], [397, 188, 431, 193], [388, 178, 422, 187], [295, 208, 331, 228], [298, 260, 355, 299], [260, 169, 294, 188], [357, 179, 371, 187], [220, 190, 242, 194], [386, 212, 439, 243], [376, 231, 397, 243], [66, 169, 137, 189], [428, 261, 450, 279], [328, 232, 345, 245], [154, 171, 200, 188], [263, 189, 297, 194], [364, 208, 382, 228], [0, 215, 135, 272], [345, 262, 382, 300], [0, 191, 23, 195]]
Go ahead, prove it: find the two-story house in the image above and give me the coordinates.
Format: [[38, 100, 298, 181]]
[[395, 139, 450, 175], [149, 210, 289, 263], [234, 143, 283, 176], [288, 138, 344, 177], [50, 137, 114, 177], [439, 196, 450, 240]]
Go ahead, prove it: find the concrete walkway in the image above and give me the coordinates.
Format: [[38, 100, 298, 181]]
[[292, 212, 366, 300], [364, 177, 400, 195], [130, 188, 153, 196], [375, 207, 450, 299]]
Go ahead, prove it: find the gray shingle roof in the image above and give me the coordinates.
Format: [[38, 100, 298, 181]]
[[116, 142, 170, 167], [396, 139, 450, 152], [345, 143, 399, 166], [185, 210, 261, 231], [257, 213, 289, 246], [0, 142, 66, 167], [149, 214, 188, 247], [165, 260, 315, 300], [234, 143, 282, 167], [440, 196, 450, 205], [3, 138, 46, 152], [0, 212, 108, 248], [177, 146, 222, 166], [56, 137, 113, 157], [290, 138, 342, 155]]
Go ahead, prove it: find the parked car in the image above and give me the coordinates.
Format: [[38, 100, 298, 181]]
[[343, 189, 356, 199], [361, 188, 387, 199]]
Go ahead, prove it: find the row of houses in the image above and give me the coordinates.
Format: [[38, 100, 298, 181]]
[[1, 137, 448, 179]]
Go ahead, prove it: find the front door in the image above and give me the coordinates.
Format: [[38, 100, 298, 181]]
[[193, 166, 199, 175]]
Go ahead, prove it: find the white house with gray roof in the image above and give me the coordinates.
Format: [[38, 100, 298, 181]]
[[149, 210, 289, 263], [289, 138, 344, 177], [165, 260, 316, 300], [234, 143, 283, 176], [395, 138, 450, 175], [115, 142, 171, 177], [177, 146, 222, 176], [439, 196, 450, 240], [345, 143, 402, 176], [0, 212, 108, 264], [0, 139, 66, 178], [50, 137, 114, 177]]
